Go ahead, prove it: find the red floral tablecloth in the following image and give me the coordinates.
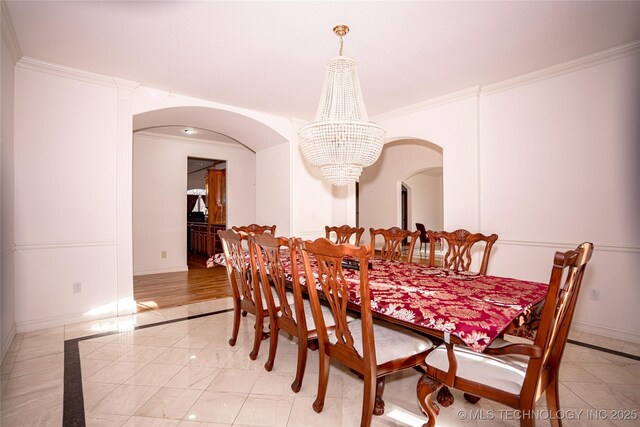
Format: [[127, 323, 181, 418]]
[[209, 253, 548, 352]]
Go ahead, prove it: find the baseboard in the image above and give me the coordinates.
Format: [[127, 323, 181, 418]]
[[1, 322, 17, 362], [15, 309, 115, 334], [572, 320, 640, 344], [133, 265, 188, 276]]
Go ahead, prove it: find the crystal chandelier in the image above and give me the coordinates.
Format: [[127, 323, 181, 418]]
[[298, 25, 386, 186]]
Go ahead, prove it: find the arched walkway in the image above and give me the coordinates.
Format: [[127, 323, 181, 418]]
[[358, 138, 443, 242]]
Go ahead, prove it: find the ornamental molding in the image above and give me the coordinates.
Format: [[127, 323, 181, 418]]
[[372, 86, 480, 123], [17, 56, 118, 88], [481, 40, 640, 96]]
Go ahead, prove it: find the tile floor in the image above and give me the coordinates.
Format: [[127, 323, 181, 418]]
[[1, 297, 639, 427]]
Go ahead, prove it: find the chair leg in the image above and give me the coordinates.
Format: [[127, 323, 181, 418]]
[[463, 393, 481, 404], [417, 374, 441, 427], [546, 377, 561, 427], [373, 377, 385, 416], [249, 313, 263, 360], [361, 373, 376, 427], [264, 319, 279, 371], [313, 351, 330, 413], [518, 402, 536, 427], [229, 299, 241, 346], [291, 338, 308, 392], [437, 385, 455, 407]]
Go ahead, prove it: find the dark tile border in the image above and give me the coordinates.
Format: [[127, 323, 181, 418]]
[[567, 339, 640, 361], [62, 307, 233, 427], [62, 310, 638, 426]]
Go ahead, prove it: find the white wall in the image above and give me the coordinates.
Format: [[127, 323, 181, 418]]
[[479, 50, 640, 341], [373, 48, 640, 342], [289, 119, 339, 240], [359, 140, 443, 246], [1, 13, 17, 358], [133, 132, 256, 275], [377, 94, 481, 232], [13, 62, 120, 330], [404, 171, 443, 232], [256, 141, 290, 236]]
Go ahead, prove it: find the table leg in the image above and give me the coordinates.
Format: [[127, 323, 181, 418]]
[[417, 374, 440, 427]]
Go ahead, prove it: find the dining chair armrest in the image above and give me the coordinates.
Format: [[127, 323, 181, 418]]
[[483, 343, 542, 358]]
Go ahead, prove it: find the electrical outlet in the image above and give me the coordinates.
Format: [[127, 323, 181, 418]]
[[589, 289, 600, 301], [161, 251, 167, 259], [73, 282, 82, 294]]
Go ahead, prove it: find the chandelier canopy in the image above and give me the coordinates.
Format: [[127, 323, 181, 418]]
[[298, 25, 386, 186]]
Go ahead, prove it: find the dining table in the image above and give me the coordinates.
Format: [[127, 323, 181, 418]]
[[209, 252, 548, 352]]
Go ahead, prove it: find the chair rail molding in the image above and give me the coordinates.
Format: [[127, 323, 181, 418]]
[[14, 240, 117, 251], [497, 239, 639, 254]]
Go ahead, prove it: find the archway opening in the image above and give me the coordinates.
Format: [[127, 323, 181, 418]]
[[128, 106, 287, 312], [358, 138, 443, 255]]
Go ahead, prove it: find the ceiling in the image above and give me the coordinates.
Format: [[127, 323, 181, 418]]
[[5, 1, 640, 120], [139, 125, 241, 145]]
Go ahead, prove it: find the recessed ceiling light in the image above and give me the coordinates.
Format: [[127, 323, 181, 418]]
[[184, 129, 195, 134]]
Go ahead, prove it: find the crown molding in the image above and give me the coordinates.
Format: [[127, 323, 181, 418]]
[[372, 86, 481, 123], [482, 40, 640, 96], [16, 56, 118, 88], [1, 1, 22, 63], [114, 77, 141, 101]]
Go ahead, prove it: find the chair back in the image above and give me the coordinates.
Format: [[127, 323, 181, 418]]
[[370, 227, 420, 262], [325, 225, 365, 246], [427, 229, 498, 274], [232, 224, 276, 235], [523, 242, 594, 399], [415, 223, 428, 244], [300, 238, 375, 365], [250, 234, 308, 335], [218, 229, 262, 309]]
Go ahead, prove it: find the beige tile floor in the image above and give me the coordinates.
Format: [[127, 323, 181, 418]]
[[1, 297, 639, 427]]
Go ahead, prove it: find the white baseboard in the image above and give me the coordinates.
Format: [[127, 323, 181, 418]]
[[15, 310, 115, 334], [1, 323, 17, 362], [133, 265, 188, 276], [572, 320, 640, 344]]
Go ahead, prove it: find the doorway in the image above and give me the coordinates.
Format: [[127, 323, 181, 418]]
[[401, 184, 409, 244], [187, 157, 226, 269]]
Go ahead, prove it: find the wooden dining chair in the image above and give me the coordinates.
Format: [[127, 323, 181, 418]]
[[417, 242, 594, 427], [427, 229, 498, 275], [232, 224, 276, 235], [217, 229, 268, 360], [251, 234, 344, 392], [300, 238, 434, 427], [369, 227, 420, 262], [325, 225, 365, 245]]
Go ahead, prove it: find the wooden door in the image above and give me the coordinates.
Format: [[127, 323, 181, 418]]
[[207, 169, 226, 225]]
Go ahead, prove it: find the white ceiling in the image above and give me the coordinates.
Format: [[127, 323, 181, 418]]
[[139, 125, 240, 145], [5, 1, 640, 120]]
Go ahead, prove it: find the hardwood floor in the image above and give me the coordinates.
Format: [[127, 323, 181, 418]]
[[132, 250, 434, 313], [133, 254, 232, 312]]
